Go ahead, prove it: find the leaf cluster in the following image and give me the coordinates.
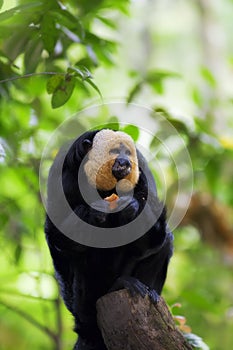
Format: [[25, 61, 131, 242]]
[[0, 0, 129, 106]]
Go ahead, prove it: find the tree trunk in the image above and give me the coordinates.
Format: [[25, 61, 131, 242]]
[[96, 290, 193, 350]]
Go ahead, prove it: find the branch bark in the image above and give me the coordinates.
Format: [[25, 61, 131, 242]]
[[96, 290, 193, 350]]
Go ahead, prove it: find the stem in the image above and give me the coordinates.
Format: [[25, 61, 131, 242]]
[[0, 72, 65, 85], [53, 296, 63, 350], [0, 289, 56, 302], [0, 298, 57, 342]]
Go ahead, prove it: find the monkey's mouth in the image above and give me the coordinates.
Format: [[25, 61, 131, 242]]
[[112, 164, 132, 180]]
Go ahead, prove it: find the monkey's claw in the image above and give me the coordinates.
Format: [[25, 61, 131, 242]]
[[109, 276, 159, 304]]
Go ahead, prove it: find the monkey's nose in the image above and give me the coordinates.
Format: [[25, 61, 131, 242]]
[[112, 158, 131, 180]]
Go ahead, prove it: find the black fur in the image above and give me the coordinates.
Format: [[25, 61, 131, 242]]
[[45, 130, 173, 350]]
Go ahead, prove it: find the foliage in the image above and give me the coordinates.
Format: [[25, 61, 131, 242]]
[[0, 0, 123, 107], [0, 0, 233, 349]]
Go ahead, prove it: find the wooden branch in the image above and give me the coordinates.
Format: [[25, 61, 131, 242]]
[[96, 290, 193, 350]]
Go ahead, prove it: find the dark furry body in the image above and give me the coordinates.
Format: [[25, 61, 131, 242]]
[[45, 130, 173, 350]]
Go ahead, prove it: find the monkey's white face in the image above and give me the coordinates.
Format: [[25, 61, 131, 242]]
[[84, 129, 139, 192]]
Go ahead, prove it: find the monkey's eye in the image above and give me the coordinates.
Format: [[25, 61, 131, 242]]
[[109, 148, 120, 154], [125, 149, 131, 156]]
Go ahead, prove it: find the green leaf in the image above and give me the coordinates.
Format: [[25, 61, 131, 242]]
[[192, 86, 203, 107], [101, 116, 119, 131], [41, 14, 58, 54], [205, 157, 220, 194], [96, 15, 117, 29], [0, 2, 42, 22], [4, 28, 31, 61], [167, 119, 189, 135], [122, 124, 140, 142], [67, 66, 92, 80], [150, 80, 163, 94], [85, 78, 102, 98], [85, 32, 116, 66], [51, 76, 75, 108], [152, 109, 189, 135], [67, 66, 85, 79], [0, 1, 4, 10], [52, 8, 84, 39], [146, 70, 180, 94], [145, 70, 180, 94], [14, 244, 22, 264], [150, 136, 161, 149], [200, 67, 216, 88], [24, 37, 43, 73], [153, 107, 171, 119], [46, 74, 64, 94], [146, 70, 180, 82], [81, 67, 93, 80], [127, 81, 143, 103], [75, 57, 97, 69]]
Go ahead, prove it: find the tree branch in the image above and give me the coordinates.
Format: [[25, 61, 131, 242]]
[[96, 290, 193, 350]]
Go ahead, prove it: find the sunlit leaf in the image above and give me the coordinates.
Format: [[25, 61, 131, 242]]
[[192, 87, 203, 107], [146, 70, 180, 94], [0, 167, 27, 198], [219, 136, 233, 150], [97, 116, 120, 131], [127, 81, 143, 103], [96, 15, 118, 29], [200, 67, 216, 88], [122, 124, 140, 141], [0, 2, 42, 22], [146, 70, 180, 81]]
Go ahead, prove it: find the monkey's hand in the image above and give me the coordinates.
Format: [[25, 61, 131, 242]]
[[114, 196, 139, 222], [88, 196, 139, 225], [109, 276, 159, 304], [89, 199, 110, 224]]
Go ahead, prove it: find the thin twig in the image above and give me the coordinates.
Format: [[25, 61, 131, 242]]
[[0, 298, 57, 342], [0, 289, 56, 302], [0, 71, 65, 84], [54, 296, 63, 350]]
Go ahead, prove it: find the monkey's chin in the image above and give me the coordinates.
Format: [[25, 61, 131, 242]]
[[116, 179, 134, 193]]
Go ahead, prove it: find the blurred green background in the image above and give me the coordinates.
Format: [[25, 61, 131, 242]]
[[0, 1, 233, 349]]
